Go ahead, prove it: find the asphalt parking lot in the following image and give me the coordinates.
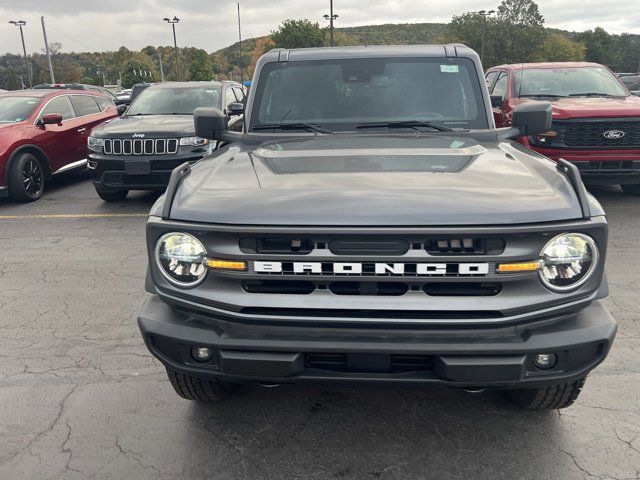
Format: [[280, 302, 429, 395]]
[[0, 171, 638, 480]]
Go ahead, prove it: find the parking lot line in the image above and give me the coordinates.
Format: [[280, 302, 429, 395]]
[[0, 213, 148, 220]]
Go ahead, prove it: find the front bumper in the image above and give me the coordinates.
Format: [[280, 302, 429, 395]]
[[89, 153, 205, 190], [138, 295, 617, 389], [524, 144, 640, 185]]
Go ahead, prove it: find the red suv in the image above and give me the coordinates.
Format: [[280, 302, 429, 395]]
[[486, 62, 640, 195], [0, 89, 117, 201]]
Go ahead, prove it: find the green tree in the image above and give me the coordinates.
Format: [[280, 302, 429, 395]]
[[537, 33, 586, 62], [121, 56, 156, 88], [188, 48, 213, 80], [493, 0, 547, 64], [448, 12, 498, 66], [577, 27, 621, 69], [271, 19, 324, 49]]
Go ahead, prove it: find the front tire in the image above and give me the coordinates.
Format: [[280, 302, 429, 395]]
[[9, 153, 45, 202], [506, 377, 586, 410], [94, 184, 128, 202], [621, 184, 640, 196], [166, 368, 237, 402]]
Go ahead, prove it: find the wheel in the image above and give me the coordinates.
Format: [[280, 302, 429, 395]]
[[166, 368, 237, 402], [506, 377, 586, 410], [621, 184, 640, 196], [94, 184, 128, 202], [9, 152, 45, 202]]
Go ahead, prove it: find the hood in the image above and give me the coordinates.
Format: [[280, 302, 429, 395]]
[[167, 135, 582, 226], [518, 96, 640, 120], [91, 114, 194, 137]]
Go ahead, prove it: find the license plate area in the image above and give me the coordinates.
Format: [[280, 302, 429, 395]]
[[125, 160, 151, 175]]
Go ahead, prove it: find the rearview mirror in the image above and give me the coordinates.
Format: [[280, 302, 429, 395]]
[[117, 104, 127, 116], [40, 113, 63, 126], [511, 102, 552, 136], [194, 107, 228, 140], [227, 102, 244, 116]]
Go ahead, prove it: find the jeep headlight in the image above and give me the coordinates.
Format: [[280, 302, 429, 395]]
[[539, 233, 598, 291], [179, 136, 209, 146], [155, 232, 207, 287], [87, 136, 104, 152]]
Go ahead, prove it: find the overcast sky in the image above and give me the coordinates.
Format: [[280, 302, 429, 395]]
[[0, 0, 637, 56]]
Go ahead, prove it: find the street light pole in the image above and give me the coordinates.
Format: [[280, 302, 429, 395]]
[[9, 20, 31, 88], [237, 3, 243, 82], [478, 10, 495, 66], [323, 0, 338, 47], [163, 16, 181, 81], [41, 16, 55, 84]]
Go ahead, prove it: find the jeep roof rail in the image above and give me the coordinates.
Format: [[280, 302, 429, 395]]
[[556, 159, 591, 218]]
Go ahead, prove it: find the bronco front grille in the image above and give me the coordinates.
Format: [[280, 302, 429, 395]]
[[555, 119, 640, 147], [103, 138, 179, 156], [151, 220, 606, 325]]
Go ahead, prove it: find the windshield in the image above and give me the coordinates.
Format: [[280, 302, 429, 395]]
[[250, 57, 488, 131], [0, 96, 40, 123], [126, 86, 220, 115], [515, 66, 629, 98]]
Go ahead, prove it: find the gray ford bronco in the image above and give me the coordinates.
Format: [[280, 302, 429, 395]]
[[138, 45, 617, 410]]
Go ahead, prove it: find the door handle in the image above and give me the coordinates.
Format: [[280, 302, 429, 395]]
[[77, 127, 86, 133]]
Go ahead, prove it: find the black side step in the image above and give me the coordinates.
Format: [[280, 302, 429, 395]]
[[162, 162, 191, 219], [557, 158, 591, 219]]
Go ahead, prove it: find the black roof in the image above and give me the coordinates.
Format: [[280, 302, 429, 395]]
[[264, 44, 476, 62]]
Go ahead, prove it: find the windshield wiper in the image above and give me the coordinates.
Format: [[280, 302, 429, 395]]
[[356, 120, 457, 132], [568, 93, 615, 97], [519, 94, 567, 98], [252, 122, 334, 134]]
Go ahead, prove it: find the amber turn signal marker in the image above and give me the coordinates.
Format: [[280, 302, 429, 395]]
[[497, 261, 542, 273], [206, 259, 247, 271]]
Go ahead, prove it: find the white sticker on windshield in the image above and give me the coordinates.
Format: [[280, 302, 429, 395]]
[[440, 65, 459, 73]]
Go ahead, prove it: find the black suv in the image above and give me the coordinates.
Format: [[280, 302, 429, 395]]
[[137, 45, 616, 410], [87, 81, 245, 201]]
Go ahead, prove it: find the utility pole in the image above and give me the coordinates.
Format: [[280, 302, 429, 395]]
[[237, 3, 243, 82], [9, 20, 31, 88], [163, 17, 181, 81], [323, 0, 338, 47], [159, 51, 165, 82], [41, 16, 55, 83], [478, 10, 495, 65]]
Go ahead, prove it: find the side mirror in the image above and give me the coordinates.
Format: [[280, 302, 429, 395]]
[[630, 91, 640, 97], [490, 95, 504, 108], [227, 102, 244, 116], [40, 113, 63, 126], [194, 107, 228, 140], [117, 104, 128, 116], [511, 102, 552, 136]]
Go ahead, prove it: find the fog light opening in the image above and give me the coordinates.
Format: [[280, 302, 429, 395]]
[[533, 353, 557, 370], [191, 346, 213, 363]]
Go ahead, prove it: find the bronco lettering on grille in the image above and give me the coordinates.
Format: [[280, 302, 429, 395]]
[[254, 261, 490, 276]]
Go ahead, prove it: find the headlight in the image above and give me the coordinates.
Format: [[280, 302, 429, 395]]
[[529, 131, 557, 147], [87, 136, 104, 152], [539, 233, 598, 292], [155, 232, 207, 287], [179, 136, 209, 147]]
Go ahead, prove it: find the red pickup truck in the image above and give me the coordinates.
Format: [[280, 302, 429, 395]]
[[485, 62, 640, 195]]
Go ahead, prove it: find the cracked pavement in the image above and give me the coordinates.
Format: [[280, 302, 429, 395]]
[[0, 172, 638, 480]]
